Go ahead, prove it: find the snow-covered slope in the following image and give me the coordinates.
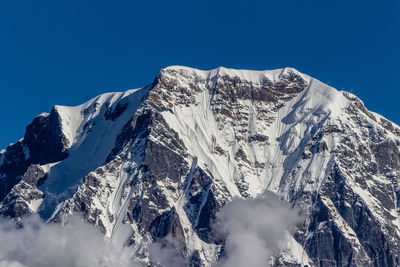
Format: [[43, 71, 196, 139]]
[[1, 66, 400, 266]]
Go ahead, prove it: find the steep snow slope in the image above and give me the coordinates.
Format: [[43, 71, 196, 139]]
[[0, 87, 150, 219], [1, 66, 400, 266], [39, 87, 150, 218]]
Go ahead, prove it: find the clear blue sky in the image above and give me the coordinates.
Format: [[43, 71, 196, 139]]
[[0, 0, 399, 149]]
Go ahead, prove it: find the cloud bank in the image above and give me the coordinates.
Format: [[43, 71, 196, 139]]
[[0, 191, 300, 267], [0, 215, 137, 267]]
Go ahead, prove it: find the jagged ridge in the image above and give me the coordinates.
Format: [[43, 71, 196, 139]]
[[1, 66, 400, 266]]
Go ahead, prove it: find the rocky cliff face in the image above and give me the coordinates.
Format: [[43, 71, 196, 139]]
[[1, 66, 400, 266]]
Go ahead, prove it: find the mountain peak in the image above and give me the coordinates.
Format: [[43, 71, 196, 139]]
[[161, 65, 309, 84], [2, 66, 400, 266]]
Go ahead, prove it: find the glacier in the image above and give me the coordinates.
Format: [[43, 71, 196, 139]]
[[1, 66, 400, 266]]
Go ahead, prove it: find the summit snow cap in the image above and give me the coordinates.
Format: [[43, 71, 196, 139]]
[[163, 65, 312, 84]]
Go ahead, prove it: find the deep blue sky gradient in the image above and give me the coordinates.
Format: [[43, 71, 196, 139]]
[[0, 0, 399, 149]]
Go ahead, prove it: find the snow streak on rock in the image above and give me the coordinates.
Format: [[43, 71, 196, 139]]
[[1, 66, 400, 266]]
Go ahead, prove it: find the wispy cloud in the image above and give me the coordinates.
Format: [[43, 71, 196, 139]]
[[148, 235, 187, 267]]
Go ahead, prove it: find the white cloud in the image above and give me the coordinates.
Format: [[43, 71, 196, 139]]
[[148, 235, 187, 267], [212, 191, 302, 267], [0, 260, 28, 267], [0, 191, 301, 267], [0, 215, 139, 267]]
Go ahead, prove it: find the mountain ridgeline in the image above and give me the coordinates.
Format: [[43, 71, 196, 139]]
[[1, 66, 400, 266]]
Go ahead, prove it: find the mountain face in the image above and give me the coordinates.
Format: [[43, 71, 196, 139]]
[[1, 66, 400, 266]]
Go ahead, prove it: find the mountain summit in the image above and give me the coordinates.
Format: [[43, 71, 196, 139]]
[[1, 66, 400, 266]]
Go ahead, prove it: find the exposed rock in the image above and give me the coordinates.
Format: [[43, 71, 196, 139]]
[[104, 102, 129, 121], [2, 66, 400, 267]]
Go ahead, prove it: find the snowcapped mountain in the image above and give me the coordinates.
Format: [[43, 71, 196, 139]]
[[1, 66, 400, 266]]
